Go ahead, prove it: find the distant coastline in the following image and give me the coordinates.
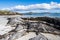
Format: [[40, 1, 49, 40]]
[[0, 10, 23, 15]]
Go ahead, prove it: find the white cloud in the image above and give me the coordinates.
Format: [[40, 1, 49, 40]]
[[2, 2, 60, 13]]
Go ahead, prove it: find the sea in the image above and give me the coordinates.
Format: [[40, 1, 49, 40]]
[[22, 13, 60, 18]]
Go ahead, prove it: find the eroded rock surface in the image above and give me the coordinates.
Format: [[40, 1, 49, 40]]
[[29, 34, 48, 40], [0, 16, 60, 40]]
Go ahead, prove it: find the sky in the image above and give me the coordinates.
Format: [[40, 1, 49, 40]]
[[0, 0, 60, 13]]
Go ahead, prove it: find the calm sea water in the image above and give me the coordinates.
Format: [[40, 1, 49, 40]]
[[22, 13, 60, 18]]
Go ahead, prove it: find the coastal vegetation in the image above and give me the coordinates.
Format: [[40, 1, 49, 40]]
[[0, 10, 22, 15]]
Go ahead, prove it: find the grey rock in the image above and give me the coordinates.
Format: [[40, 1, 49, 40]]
[[26, 21, 60, 35], [29, 34, 48, 40]]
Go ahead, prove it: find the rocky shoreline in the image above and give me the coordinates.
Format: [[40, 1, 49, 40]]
[[0, 16, 60, 40]]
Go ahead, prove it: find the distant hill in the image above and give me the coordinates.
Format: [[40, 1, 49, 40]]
[[0, 10, 22, 15]]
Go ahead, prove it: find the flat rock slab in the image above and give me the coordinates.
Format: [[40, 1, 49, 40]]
[[16, 32, 36, 40], [41, 33, 60, 40], [0, 25, 15, 35], [29, 34, 48, 40]]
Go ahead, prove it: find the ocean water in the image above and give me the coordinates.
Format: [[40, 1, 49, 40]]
[[22, 13, 60, 18]]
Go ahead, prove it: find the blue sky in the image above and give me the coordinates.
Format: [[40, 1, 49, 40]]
[[0, 0, 60, 9], [0, 0, 60, 13]]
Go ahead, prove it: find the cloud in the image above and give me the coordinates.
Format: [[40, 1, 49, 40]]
[[2, 2, 60, 13]]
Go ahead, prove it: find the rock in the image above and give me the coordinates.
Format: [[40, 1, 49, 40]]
[[15, 24, 23, 31], [16, 32, 36, 40], [41, 33, 60, 40], [0, 25, 15, 35], [0, 16, 60, 40], [0, 17, 8, 26], [29, 34, 48, 40], [25, 21, 60, 35], [8, 29, 27, 40]]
